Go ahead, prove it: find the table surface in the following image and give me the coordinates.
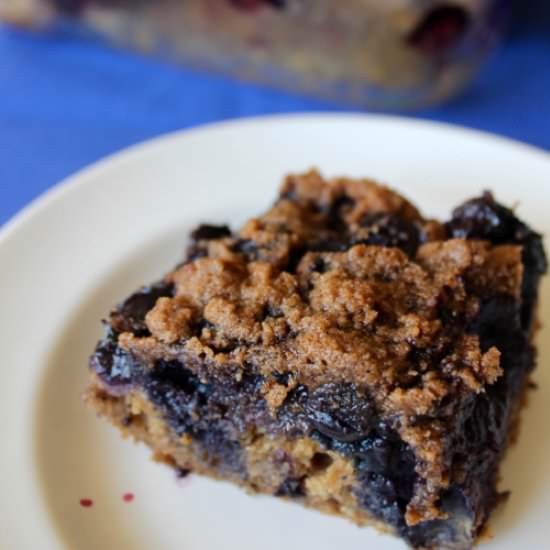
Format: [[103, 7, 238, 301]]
[[1, 2, 549, 226]]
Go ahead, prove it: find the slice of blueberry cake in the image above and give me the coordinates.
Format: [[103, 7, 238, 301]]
[[85, 170, 546, 549]]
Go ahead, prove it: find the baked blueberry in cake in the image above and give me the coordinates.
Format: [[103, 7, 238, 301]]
[[86, 170, 546, 549]]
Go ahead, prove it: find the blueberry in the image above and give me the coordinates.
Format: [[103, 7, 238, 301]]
[[143, 360, 250, 475], [191, 224, 232, 241], [407, 6, 470, 54], [406, 489, 474, 549], [90, 339, 138, 388], [446, 192, 519, 243], [275, 383, 375, 444], [187, 224, 232, 262], [352, 213, 420, 257], [111, 281, 174, 335], [353, 429, 417, 532], [469, 296, 520, 350], [304, 384, 375, 443], [447, 192, 547, 332], [355, 471, 406, 527]]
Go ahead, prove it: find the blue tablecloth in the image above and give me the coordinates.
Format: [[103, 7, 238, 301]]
[[1, 2, 549, 226]]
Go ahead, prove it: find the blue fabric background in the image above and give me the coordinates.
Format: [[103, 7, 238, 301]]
[[1, 1, 549, 226]]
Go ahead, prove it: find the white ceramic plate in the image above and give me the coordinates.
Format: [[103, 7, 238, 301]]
[[1, 114, 549, 550]]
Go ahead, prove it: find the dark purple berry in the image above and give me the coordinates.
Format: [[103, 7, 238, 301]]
[[90, 339, 137, 389], [111, 281, 174, 335], [284, 384, 376, 443], [187, 225, 232, 262], [191, 224, 231, 241], [447, 192, 547, 332], [408, 5, 470, 54], [446, 192, 519, 243], [352, 213, 420, 257]]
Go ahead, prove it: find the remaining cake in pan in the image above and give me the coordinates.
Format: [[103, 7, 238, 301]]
[[86, 170, 546, 549], [0, 1, 509, 109]]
